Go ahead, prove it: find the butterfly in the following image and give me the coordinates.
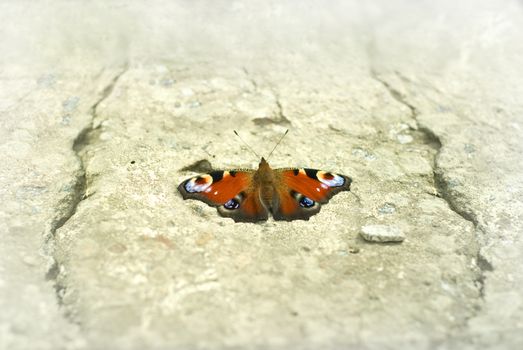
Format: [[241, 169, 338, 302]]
[[177, 131, 352, 222]]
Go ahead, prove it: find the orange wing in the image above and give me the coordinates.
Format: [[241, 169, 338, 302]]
[[178, 170, 269, 222], [272, 168, 352, 221]]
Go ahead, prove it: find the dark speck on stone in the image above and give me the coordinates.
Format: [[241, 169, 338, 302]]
[[188, 101, 201, 108], [130, 160, 136, 164], [437, 105, 451, 113], [160, 78, 176, 87]]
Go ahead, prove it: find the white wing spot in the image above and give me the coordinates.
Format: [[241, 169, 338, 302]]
[[184, 175, 213, 193], [318, 171, 345, 187]]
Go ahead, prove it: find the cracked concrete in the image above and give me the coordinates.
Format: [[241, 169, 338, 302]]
[[44, 66, 130, 314], [0, 63, 126, 349], [370, 70, 492, 302], [1, 1, 522, 349], [242, 67, 291, 127]]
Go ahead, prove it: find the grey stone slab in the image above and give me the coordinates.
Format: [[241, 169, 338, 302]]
[[50, 59, 481, 348], [1, 1, 522, 349]]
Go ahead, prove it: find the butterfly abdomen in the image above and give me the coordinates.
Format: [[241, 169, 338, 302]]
[[258, 184, 274, 208]]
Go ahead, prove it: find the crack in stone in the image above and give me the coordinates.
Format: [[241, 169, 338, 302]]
[[241, 67, 258, 91], [64, 66, 128, 233], [252, 92, 291, 126], [241, 67, 290, 126], [370, 69, 493, 301], [44, 65, 128, 311], [272, 96, 291, 124], [433, 157, 494, 299], [74, 66, 129, 155]]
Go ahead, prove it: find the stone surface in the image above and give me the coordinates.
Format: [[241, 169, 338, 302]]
[[1, 1, 522, 350]]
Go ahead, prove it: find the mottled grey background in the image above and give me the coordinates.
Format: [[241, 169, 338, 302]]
[[1, 1, 522, 349]]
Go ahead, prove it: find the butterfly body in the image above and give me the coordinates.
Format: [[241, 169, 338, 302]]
[[178, 157, 352, 223]]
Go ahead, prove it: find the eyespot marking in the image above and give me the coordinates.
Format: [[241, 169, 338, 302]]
[[195, 177, 207, 184], [291, 190, 316, 208], [184, 174, 213, 193], [224, 198, 240, 210], [317, 171, 345, 187], [299, 196, 315, 208]]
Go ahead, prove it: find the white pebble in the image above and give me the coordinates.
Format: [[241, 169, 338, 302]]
[[360, 225, 405, 242], [397, 134, 413, 144]]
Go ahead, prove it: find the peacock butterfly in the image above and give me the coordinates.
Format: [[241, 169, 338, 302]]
[[177, 131, 352, 222]]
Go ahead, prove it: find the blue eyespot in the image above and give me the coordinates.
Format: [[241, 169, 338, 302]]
[[299, 196, 315, 208], [224, 198, 240, 210]]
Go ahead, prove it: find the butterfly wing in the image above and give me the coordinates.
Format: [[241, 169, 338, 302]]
[[177, 170, 269, 222], [271, 168, 352, 221]]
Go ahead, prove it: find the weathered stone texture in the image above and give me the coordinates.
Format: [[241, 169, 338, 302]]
[[1, 1, 522, 349]]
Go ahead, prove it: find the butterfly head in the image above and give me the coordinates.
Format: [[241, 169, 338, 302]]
[[258, 157, 272, 172]]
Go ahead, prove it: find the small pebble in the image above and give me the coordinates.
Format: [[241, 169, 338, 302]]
[[188, 101, 201, 108], [99, 132, 112, 141], [352, 148, 377, 161], [464, 143, 475, 153], [348, 247, 360, 254], [61, 115, 71, 126], [446, 178, 460, 189], [397, 134, 413, 144], [62, 96, 80, 112], [378, 203, 396, 215], [160, 78, 176, 87], [360, 225, 405, 243]]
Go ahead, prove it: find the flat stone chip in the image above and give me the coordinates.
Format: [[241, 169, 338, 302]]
[[360, 225, 405, 243]]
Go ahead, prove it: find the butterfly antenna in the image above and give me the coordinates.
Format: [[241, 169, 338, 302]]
[[234, 130, 260, 158], [266, 129, 289, 161]]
